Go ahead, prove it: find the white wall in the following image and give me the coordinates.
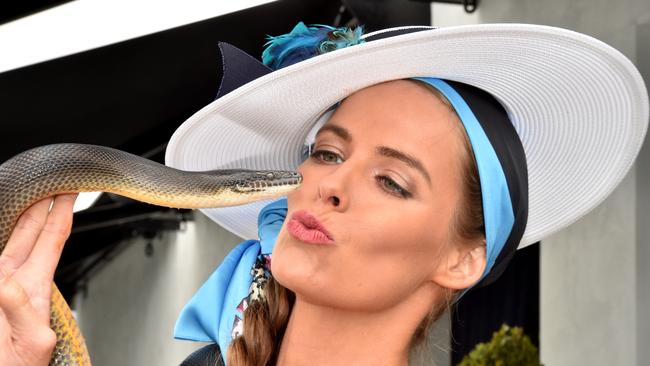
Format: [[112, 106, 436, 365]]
[[74, 212, 242, 365], [540, 172, 637, 366], [429, 1, 650, 365], [635, 15, 650, 366]]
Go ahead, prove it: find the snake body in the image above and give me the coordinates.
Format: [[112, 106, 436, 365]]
[[0, 143, 302, 365]]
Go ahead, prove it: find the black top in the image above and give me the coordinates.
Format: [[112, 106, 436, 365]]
[[179, 344, 225, 366]]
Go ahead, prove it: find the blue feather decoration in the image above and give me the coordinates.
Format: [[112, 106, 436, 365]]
[[261, 21, 366, 70]]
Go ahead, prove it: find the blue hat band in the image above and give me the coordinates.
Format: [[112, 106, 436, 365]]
[[411, 77, 516, 297]]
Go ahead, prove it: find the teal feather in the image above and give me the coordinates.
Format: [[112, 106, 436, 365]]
[[261, 21, 365, 70]]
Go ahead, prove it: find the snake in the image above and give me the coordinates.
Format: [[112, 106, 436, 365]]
[[0, 143, 302, 365]]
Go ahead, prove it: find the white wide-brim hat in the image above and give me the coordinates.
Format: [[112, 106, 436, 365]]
[[165, 23, 649, 248]]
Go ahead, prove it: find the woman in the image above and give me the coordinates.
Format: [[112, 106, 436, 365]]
[[244, 77, 489, 365], [0, 21, 647, 366]]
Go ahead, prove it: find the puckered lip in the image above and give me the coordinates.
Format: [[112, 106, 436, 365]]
[[289, 210, 334, 241]]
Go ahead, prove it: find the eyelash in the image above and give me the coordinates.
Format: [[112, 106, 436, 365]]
[[309, 149, 412, 199]]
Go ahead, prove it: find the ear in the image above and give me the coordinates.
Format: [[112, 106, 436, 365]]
[[429, 241, 486, 290]]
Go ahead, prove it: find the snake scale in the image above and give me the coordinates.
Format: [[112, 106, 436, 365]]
[[0, 143, 302, 365]]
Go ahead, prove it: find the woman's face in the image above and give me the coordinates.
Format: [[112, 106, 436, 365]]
[[272, 79, 467, 311]]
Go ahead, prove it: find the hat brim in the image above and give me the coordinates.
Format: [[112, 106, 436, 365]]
[[165, 23, 649, 248]]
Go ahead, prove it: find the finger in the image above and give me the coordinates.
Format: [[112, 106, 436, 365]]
[[23, 194, 78, 282], [0, 266, 57, 360], [0, 264, 40, 334], [0, 197, 54, 271]]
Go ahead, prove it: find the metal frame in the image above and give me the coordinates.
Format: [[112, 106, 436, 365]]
[[410, 0, 479, 13]]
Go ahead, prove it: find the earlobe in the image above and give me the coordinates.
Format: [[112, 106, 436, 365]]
[[429, 243, 486, 290]]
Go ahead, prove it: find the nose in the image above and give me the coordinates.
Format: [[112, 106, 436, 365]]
[[316, 166, 351, 210]]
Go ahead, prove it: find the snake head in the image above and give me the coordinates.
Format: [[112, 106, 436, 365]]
[[197, 168, 302, 205], [227, 170, 302, 195]]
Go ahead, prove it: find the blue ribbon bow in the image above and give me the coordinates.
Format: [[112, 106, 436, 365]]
[[173, 198, 287, 358]]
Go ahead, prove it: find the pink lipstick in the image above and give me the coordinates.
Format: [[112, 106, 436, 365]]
[[287, 210, 335, 245]]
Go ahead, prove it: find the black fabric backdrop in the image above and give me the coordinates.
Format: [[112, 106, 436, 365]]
[[451, 242, 540, 364]]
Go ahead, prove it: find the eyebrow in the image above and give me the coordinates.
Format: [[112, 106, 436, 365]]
[[315, 124, 351, 142], [376, 146, 432, 186], [315, 124, 432, 187]]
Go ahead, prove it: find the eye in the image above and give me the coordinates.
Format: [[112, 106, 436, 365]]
[[376, 175, 411, 199], [310, 149, 343, 164]]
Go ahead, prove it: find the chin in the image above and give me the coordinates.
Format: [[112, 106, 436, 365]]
[[272, 240, 320, 288]]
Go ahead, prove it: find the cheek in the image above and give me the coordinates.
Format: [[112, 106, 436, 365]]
[[338, 209, 448, 307], [362, 208, 447, 270], [285, 162, 316, 205], [356, 201, 449, 256]]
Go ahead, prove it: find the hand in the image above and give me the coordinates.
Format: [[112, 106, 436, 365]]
[[0, 193, 78, 366]]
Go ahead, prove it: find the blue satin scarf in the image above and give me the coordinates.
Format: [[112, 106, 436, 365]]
[[173, 198, 287, 357]]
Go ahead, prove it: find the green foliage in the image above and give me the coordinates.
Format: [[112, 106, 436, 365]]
[[457, 324, 542, 366]]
